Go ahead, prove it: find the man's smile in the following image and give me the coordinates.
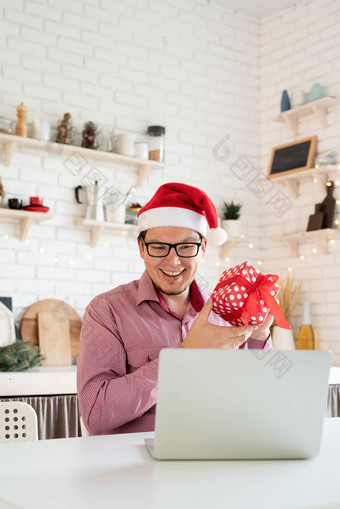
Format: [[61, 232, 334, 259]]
[[160, 269, 185, 277]]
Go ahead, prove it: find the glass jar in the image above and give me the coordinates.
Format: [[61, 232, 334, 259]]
[[0, 116, 14, 134], [147, 125, 165, 162]]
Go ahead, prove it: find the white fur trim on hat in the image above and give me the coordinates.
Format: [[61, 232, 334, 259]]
[[137, 206, 228, 245], [138, 207, 208, 236]]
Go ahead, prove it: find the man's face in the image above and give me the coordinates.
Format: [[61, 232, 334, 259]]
[[138, 227, 207, 297]]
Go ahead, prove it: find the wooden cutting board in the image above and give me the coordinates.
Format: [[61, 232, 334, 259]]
[[38, 311, 72, 366], [20, 299, 82, 359]]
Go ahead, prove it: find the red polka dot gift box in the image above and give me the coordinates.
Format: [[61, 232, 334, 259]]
[[211, 261, 290, 329]]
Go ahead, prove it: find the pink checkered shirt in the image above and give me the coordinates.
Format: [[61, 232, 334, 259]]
[[77, 270, 272, 435]]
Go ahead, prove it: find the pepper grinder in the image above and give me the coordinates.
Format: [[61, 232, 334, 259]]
[[15, 103, 28, 137]]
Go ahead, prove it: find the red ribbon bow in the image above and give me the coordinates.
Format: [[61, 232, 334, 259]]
[[214, 272, 290, 330]]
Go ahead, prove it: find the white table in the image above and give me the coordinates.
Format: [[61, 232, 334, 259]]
[[0, 419, 339, 509]]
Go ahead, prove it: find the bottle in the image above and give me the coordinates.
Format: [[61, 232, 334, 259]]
[[321, 181, 336, 229], [297, 302, 315, 350], [147, 125, 165, 162]]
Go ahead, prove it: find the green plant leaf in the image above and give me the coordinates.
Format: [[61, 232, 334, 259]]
[[223, 201, 242, 220]]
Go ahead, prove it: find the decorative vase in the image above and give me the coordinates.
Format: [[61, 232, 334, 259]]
[[280, 90, 291, 112], [221, 219, 242, 238], [309, 83, 324, 102], [272, 325, 295, 350]]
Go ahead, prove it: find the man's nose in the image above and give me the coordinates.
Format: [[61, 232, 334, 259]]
[[166, 246, 181, 262]]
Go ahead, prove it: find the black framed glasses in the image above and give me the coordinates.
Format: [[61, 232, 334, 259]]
[[142, 238, 202, 258]]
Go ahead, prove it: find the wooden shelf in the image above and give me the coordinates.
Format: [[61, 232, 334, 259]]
[[0, 133, 165, 187], [220, 237, 247, 259], [271, 228, 339, 257], [74, 218, 137, 247], [0, 207, 53, 241], [268, 164, 340, 199], [272, 96, 338, 136]]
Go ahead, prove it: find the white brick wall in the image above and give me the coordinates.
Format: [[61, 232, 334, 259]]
[[259, 0, 340, 364], [0, 0, 262, 333], [4, 0, 339, 364]]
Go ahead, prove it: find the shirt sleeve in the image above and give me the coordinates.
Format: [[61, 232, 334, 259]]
[[240, 334, 273, 350], [77, 297, 159, 435]]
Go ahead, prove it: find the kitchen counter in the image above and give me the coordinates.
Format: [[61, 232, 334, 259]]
[[0, 365, 77, 396], [0, 366, 339, 398], [328, 366, 340, 384]]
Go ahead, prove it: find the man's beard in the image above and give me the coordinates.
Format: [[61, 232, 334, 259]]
[[153, 271, 196, 296], [153, 281, 190, 296]]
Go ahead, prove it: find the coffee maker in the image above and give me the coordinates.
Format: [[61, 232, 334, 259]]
[[75, 181, 104, 221]]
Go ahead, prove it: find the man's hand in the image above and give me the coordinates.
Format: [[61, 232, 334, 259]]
[[249, 312, 274, 342], [181, 298, 258, 349]]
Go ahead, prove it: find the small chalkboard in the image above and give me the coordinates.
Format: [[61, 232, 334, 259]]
[[267, 136, 317, 179]]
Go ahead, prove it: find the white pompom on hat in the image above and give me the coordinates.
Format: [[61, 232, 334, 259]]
[[137, 182, 227, 246]]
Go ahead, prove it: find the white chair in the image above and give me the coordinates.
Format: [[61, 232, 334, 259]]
[[0, 401, 38, 443]]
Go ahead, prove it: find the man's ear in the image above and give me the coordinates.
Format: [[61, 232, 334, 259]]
[[201, 238, 207, 254], [138, 237, 145, 259]]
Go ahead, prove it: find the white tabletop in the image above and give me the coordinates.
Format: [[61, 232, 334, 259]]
[[0, 418, 339, 509]]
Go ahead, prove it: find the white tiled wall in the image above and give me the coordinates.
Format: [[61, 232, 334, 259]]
[[0, 0, 261, 324], [1, 0, 340, 364], [259, 0, 340, 363]]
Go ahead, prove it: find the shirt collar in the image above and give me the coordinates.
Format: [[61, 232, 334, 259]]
[[136, 270, 207, 312], [190, 278, 207, 312], [136, 270, 161, 306]]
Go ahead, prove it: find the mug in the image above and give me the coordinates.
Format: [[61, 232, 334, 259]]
[[105, 203, 126, 223], [113, 133, 135, 157], [32, 118, 50, 141], [134, 142, 149, 160], [30, 196, 44, 206], [291, 90, 305, 108], [8, 198, 23, 210]]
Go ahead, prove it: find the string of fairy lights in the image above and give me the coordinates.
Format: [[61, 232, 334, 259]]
[[2, 170, 340, 272], [216, 174, 340, 269], [1, 228, 132, 267]]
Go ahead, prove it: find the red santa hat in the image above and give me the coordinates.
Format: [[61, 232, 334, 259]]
[[137, 182, 227, 245]]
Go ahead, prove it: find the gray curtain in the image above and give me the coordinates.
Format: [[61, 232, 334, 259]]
[[0, 395, 81, 440], [2, 386, 339, 440], [327, 385, 340, 418]]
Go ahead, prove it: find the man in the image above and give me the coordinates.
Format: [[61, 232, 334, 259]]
[[77, 183, 273, 435]]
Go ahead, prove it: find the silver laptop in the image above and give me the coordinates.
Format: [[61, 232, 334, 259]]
[[145, 349, 331, 460]]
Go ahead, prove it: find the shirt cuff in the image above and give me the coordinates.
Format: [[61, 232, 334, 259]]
[[247, 333, 272, 350]]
